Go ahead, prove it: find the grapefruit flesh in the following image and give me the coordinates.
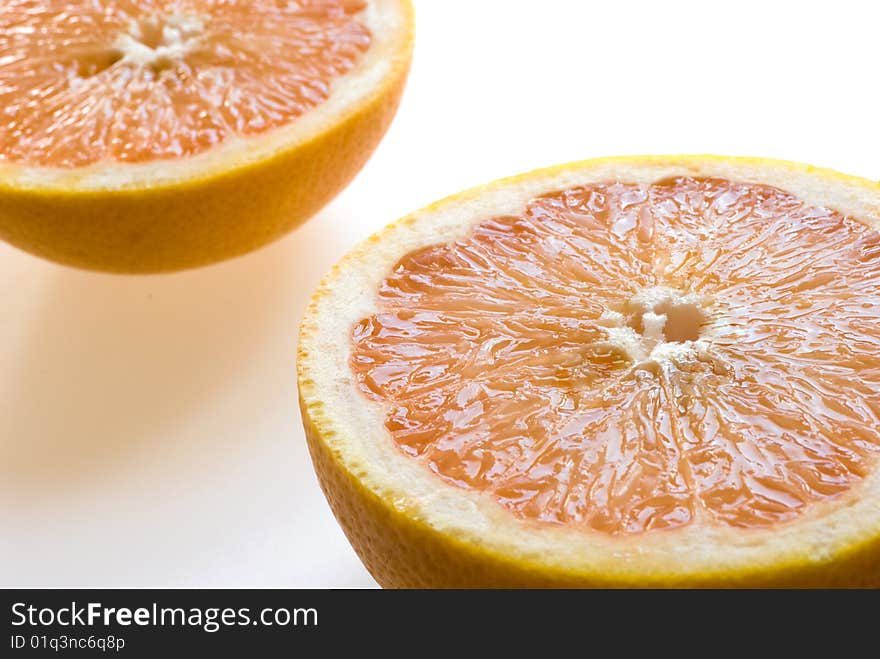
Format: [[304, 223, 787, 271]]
[[299, 156, 880, 587], [351, 176, 880, 536], [1, 0, 371, 167]]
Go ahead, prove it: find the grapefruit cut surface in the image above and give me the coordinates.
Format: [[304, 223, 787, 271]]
[[0, 0, 413, 271], [2, 0, 372, 168], [299, 156, 880, 587]]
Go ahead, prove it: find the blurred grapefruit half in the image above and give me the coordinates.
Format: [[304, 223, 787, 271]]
[[0, 0, 413, 271]]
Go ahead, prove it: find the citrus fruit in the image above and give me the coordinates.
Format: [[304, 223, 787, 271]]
[[0, 0, 413, 272], [298, 155, 880, 588]]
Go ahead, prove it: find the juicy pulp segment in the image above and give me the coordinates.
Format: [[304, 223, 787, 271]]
[[351, 177, 880, 535], [0, 0, 371, 167]]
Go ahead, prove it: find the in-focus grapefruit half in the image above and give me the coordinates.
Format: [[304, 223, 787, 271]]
[[298, 155, 880, 588], [0, 0, 413, 272]]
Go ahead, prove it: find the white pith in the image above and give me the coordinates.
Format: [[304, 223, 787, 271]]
[[0, 0, 409, 191], [114, 14, 206, 68], [298, 156, 880, 579], [602, 285, 711, 367]]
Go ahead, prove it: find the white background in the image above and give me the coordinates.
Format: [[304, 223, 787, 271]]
[[1, 0, 878, 587]]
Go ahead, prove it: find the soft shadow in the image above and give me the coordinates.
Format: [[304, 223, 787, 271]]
[[0, 220, 342, 497]]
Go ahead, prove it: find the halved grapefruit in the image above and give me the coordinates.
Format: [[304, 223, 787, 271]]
[[298, 155, 880, 588], [0, 0, 413, 272]]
